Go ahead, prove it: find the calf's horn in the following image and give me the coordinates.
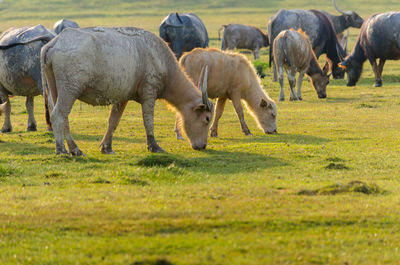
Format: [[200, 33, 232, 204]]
[[198, 65, 212, 111]]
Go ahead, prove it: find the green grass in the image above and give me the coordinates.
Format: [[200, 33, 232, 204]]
[[1, 0, 400, 264]]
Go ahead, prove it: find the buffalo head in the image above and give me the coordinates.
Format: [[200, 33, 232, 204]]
[[180, 65, 214, 150]]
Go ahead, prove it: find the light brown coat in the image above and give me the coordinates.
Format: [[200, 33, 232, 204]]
[[178, 48, 277, 137]]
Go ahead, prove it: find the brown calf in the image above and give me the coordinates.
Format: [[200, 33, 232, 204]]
[[177, 48, 277, 138]]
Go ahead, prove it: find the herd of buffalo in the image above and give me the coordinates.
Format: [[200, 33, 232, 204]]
[[0, 0, 399, 155]]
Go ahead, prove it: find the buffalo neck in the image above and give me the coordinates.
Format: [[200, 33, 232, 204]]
[[243, 81, 266, 110], [349, 38, 367, 64], [306, 57, 323, 77], [162, 66, 202, 111]]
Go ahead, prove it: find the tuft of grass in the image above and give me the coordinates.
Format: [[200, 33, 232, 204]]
[[137, 154, 192, 168], [356, 103, 378, 108], [132, 259, 174, 265], [120, 177, 150, 186], [325, 157, 345, 162], [44, 171, 64, 178], [298, 181, 386, 196], [324, 162, 349, 170], [91, 178, 111, 184], [0, 165, 13, 177]]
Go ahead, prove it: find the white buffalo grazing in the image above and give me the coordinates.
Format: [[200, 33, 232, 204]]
[[219, 24, 269, 60], [177, 48, 277, 138], [273, 29, 330, 101], [41, 27, 214, 155]]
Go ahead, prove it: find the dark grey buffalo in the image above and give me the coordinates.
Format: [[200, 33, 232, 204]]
[[340, 12, 400, 87], [0, 25, 54, 132], [218, 24, 269, 60], [53, 19, 79, 34], [320, 0, 363, 34], [268, 9, 346, 80], [159, 13, 209, 59]]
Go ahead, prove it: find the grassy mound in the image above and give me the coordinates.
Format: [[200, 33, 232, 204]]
[[298, 181, 385, 196]]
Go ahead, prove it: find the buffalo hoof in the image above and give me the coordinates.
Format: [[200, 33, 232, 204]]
[[46, 127, 53, 132], [148, 145, 165, 153], [244, 132, 253, 136], [1, 127, 12, 133], [279, 97, 285, 102], [26, 124, 37, 132], [70, 147, 84, 156], [210, 130, 218, 138], [56, 148, 68, 155], [289, 97, 299, 101], [101, 145, 115, 154], [373, 80, 382, 87], [298, 97, 303, 100]]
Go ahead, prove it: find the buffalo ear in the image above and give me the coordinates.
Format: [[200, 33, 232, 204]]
[[338, 61, 348, 70], [322, 61, 330, 75], [193, 104, 207, 113], [260, 99, 273, 109]]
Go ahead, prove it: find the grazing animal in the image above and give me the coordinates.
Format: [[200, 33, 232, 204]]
[[177, 48, 277, 138], [218, 24, 269, 60], [273, 29, 330, 101], [320, 0, 363, 34], [159, 13, 209, 59], [0, 25, 54, 133], [340, 12, 400, 87], [268, 9, 346, 80], [41, 27, 214, 155], [53, 19, 79, 34]]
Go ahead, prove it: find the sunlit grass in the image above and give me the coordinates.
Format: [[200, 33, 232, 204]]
[[1, 0, 400, 264]]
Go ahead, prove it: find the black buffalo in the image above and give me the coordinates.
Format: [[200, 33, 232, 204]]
[[0, 25, 54, 132], [53, 19, 79, 34], [321, 0, 363, 34], [268, 9, 346, 80], [340, 12, 400, 87], [159, 13, 209, 59]]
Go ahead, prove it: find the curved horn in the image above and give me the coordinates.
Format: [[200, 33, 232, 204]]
[[336, 43, 344, 62], [332, 0, 352, 15], [198, 65, 212, 110], [344, 30, 349, 54]]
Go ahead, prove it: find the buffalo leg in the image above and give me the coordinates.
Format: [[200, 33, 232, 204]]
[[142, 93, 164, 152], [25, 96, 37, 131], [296, 71, 305, 101], [374, 59, 386, 87], [254, 48, 260, 60], [99, 101, 128, 154], [210, 97, 227, 137], [174, 114, 184, 140], [51, 91, 76, 155], [273, 61, 278, 82], [64, 118, 83, 156], [288, 68, 299, 101], [0, 84, 11, 133], [278, 65, 285, 101], [231, 96, 252, 136]]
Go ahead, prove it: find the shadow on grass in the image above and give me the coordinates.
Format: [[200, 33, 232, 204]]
[[0, 141, 53, 156], [136, 150, 287, 175], [66, 133, 142, 144], [218, 133, 330, 145]]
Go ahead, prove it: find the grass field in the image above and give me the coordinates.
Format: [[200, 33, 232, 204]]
[[1, 0, 400, 264]]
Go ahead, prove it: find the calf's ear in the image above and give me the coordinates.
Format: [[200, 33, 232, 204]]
[[193, 104, 207, 113], [260, 99, 273, 109], [322, 61, 330, 75]]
